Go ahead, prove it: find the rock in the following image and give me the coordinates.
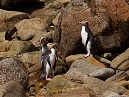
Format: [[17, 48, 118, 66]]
[[111, 48, 129, 70], [38, 84, 95, 97], [5, 18, 48, 41], [30, 31, 54, 47], [123, 90, 129, 96], [54, 0, 109, 59], [95, 0, 129, 53], [0, 81, 26, 97], [0, 58, 28, 88], [101, 91, 126, 97], [95, 55, 111, 66], [106, 71, 129, 83], [0, 9, 29, 32], [118, 80, 129, 89], [55, 58, 68, 75], [65, 54, 106, 67], [83, 77, 126, 96], [45, 75, 96, 97], [0, 32, 5, 43], [30, 8, 59, 26], [54, 0, 129, 59], [52, 12, 61, 26], [89, 68, 115, 80], [0, 40, 37, 57], [65, 59, 102, 81], [17, 51, 41, 73], [46, 75, 82, 94], [100, 53, 112, 59]]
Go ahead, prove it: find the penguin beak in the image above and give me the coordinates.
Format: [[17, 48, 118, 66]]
[[79, 21, 88, 25]]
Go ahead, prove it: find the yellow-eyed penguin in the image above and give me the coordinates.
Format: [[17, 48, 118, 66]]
[[40, 37, 56, 81], [79, 21, 95, 57]]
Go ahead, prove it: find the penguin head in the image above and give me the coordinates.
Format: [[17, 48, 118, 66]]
[[79, 20, 88, 26], [40, 37, 48, 45], [47, 43, 57, 51]]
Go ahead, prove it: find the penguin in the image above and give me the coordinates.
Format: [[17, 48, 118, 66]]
[[40, 37, 56, 81], [45, 43, 56, 81], [79, 21, 95, 57]]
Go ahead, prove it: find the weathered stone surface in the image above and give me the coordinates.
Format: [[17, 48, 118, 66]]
[[17, 51, 41, 73], [101, 91, 125, 97], [83, 77, 126, 96], [5, 18, 48, 41], [45, 75, 96, 97], [0, 40, 37, 57], [0, 9, 29, 32], [65, 54, 106, 67], [0, 81, 26, 97], [89, 68, 115, 80], [54, 0, 129, 59], [65, 59, 102, 81], [111, 48, 129, 70], [30, 31, 53, 47], [0, 32, 5, 43], [31, 8, 59, 26], [106, 71, 129, 83], [52, 12, 61, 26], [46, 75, 82, 93], [0, 58, 28, 88], [118, 80, 129, 89]]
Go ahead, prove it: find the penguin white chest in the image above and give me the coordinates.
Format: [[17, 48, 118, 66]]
[[81, 26, 88, 45]]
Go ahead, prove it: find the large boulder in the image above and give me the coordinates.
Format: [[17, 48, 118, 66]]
[[0, 58, 28, 88], [65, 54, 106, 67], [17, 51, 41, 73], [44, 75, 96, 97], [111, 48, 129, 70], [83, 77, 126, 96], [5, 18, 48, 41], [0, 40, 37, 57], [0, 81, 26, 97], [0, 9, 29, 32], [31, 8, 59, 26], [54, 0, 129, 59]]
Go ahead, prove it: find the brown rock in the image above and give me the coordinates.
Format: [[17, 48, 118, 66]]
[[0, 40, 37, 57], [0, 81, 26, 97], [94, 0, 129, 53], [17, 51, 41, 73], [45, 75, 96, 97], [106, 71, 129, 83], [83, 77, 126, 96], [31, 8, 59, 25], [30, 31, 54, 47], [54, 0, 129, 59], [0, 32, 5, 43], [65, 59, 102, 81], [0, 9, 29, 32], [111, 48, 129, 70], [5, 18, 48, 41], [0, 58, 28, 88], [65, 54, 106, 67]]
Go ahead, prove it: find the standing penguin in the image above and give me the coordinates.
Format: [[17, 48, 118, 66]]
[[79, 21, 95, 57], [40, 37, 56, 81]]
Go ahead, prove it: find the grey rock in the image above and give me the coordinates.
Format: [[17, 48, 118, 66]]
[[0, 58, 28, 88], [0, 81, 26, 97], [89, 68, 115, 80]]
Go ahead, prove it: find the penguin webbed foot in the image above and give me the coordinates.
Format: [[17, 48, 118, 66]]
[[46, 77, 52, 81], [83, 53, 90, 58]]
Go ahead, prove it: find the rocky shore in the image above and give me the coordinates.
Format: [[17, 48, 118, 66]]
[[0, 0, 129, 97]]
